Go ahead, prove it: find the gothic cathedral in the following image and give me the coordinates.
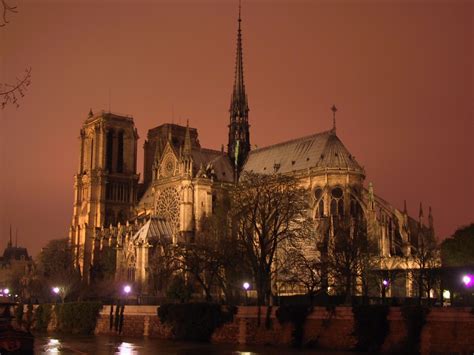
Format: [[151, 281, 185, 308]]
[[70, 7, 434, 296]]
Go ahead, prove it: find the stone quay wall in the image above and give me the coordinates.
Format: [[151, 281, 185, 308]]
[[94, 305, 474, 353]]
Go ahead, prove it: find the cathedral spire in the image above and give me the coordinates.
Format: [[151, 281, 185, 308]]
[[331, 105, 337, 133], [228, 0, 250, 179], [183, 119, 191, 156], [230, 0, 248, 116]]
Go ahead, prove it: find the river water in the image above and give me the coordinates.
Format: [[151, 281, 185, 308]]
[[33, 334, 351, 354]]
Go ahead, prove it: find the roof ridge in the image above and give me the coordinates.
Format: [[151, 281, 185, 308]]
[[251, 130, 333, 154]]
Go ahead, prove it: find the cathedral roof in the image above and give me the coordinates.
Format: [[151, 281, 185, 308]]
[[131, 216, 173, 244], [191, 148, 234, 182], [243, 130, 364, 175]]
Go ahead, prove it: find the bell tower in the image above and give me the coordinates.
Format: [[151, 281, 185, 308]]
[[70, 110, 139, 281], [228, 2, 250, 178]]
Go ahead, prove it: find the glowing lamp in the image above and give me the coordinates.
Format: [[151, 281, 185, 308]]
[[123, 285, 132, 294], [382, 280, 389, 287], [52, 287, 60, 294], [3, 288, 10, 295], [462, 274, 473, 287], [442, 290, 450, 299], [243, 282, 250, 290]]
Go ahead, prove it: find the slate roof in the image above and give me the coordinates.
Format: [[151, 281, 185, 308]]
[[243, 130, 364, 175], [0, 246, 31, 263], [191, 148, 234, 182], [131, 216, 173, 244]]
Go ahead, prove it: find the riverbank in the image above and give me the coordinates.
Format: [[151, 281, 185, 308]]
[[93, 305, 474, 353]]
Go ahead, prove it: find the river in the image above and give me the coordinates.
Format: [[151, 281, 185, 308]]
[[33, 334, 352, 354]]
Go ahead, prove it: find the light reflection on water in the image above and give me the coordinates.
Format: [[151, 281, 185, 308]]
[[34, 334, 349, 354], [117, 341, 139, 355]]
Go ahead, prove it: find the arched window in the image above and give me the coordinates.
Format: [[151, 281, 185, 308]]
[[106, 129, 114, 172], [314, 188, 324, 217], [330, 187, 344, 217], [117, 131, 124, 173]]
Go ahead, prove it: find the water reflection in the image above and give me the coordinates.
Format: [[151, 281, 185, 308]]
[[117, 341, 137, 355], [44, 338, 61, 353], [35, 334, 345, 354]]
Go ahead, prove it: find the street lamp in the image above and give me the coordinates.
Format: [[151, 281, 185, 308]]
[[3, 288, 9, 295], [462, 274, 473, 287], [381, 279, 389, 303], [243, 282, 250, 306], [123, 285, 131, 295], [52, 286, 65, 303]]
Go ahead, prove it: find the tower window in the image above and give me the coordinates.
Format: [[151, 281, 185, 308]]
[[106, 129, 114, 172], [117, 131, 124, 173]]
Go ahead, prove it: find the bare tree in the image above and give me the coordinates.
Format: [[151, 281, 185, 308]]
[[230, 172, 312, 306], [410, 228, 440, 303], [148, 237, 178, 298], [1, 0, 32, 108], [37, 238, 81, 302], [279, 238, 326, 305], [328, 217, 378, 303]]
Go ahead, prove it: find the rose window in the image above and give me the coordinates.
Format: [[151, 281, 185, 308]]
[[156, 187, 180, 230]]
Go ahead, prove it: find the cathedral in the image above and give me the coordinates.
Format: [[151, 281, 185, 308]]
[[69, 7, 434, 298]]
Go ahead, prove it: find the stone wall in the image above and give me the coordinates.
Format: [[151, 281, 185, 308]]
[[93, 305, 474, 354]]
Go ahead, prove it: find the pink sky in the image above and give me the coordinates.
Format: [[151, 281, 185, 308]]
[[1, 0, 473, 256]]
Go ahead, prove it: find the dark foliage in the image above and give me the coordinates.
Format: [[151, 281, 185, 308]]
[[14, 302, 24, 327], [54, 302, 102, 334], [157, 303, 236, 341], [352, 305, 389, 352], [400, 305, 430, 354], [34, 304, 52, 331], [276, 305, 311, 348]]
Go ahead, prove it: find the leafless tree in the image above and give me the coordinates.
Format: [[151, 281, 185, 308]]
[[328, 217, 379, 303], [148, 237, 179, 298], [410, 228, 440, 303], [1, 0, 32, 109], [230, 172, 313, 306]]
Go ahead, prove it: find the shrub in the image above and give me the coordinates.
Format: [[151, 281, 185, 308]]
[[25, 303, 34, 330], [400, 305, 429, 353], [157, 303, 236, 341], [55, 302, 103, 334], [14, 303, 24, 327], [352, 305, 389, 352], [276, 305, 311, 348], [34, 304, 52, 331]]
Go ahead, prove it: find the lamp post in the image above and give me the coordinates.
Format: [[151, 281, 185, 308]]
[[52, 286, 64, 303], [382, 279, 389, 304], [123, 285, 131, 305], [462, 274, 473, 287], [243, 282, 250, 306]]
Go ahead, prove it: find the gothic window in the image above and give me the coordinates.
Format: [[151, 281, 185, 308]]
[[106, 129, 114, 172], [330, 187, 344, 217], [350, 197, 362, 218], [314, 188, 324, 217], [156, 187, 180, 231], [117, 131, 124, 173]]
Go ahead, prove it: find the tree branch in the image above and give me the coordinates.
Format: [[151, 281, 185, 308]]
[[1, 0, 18, 27], [1, 67, 32, 108]]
